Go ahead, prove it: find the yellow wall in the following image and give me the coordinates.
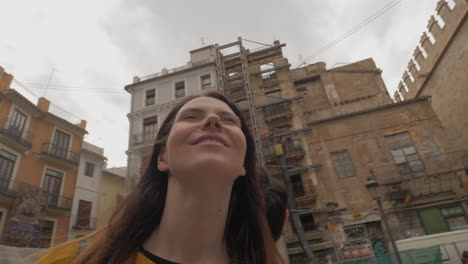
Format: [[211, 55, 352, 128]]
[[96, 172, 126, 229], [0, 68, 86, 246]]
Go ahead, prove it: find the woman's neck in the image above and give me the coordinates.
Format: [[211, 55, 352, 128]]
[[143, 175, 233, 264]]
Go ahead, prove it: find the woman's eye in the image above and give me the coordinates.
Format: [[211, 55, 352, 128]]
[[184, 115, 199, 120], [222, 117, 238, 125]]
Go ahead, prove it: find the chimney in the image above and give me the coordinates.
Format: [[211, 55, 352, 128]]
[[37, 97, 51, 112], [79, 120, 87, 130], [0, 67, 13, 91]]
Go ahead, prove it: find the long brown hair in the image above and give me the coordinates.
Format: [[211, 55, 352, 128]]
[[73, 91, 283, 264]]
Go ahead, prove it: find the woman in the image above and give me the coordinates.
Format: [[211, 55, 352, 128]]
[[36, 91, 283, 264]]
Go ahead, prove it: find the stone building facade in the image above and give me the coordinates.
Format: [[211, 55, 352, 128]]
[[124, 3, 467, 259]]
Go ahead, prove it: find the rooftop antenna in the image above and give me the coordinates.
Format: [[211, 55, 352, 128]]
[[43, 67, 56, 97], [200, 37, 205, 46]]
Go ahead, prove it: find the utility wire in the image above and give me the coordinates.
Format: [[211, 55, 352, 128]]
[[293, 0, 401, 68], [12, 79, 84, 121]]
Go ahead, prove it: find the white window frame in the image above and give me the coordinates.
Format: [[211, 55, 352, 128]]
[[199, 73, 212, 90], [50, 127, 74, 158], [144, 88, 156, 107], [173, 80, 186, 99], [0, 207, 7, 237], [39, 217, 57, 246], [40, 166, 67, 196], [0, 144, 22, 189]]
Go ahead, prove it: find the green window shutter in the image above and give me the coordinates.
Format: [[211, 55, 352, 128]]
[[418, 207, 449, 234]]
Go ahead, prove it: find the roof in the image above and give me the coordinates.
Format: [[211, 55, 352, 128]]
[[103, 166, 127, 178], [3, 89, 87, 135]]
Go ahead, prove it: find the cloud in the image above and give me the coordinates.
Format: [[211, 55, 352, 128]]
[[1, 0, 440, 166]]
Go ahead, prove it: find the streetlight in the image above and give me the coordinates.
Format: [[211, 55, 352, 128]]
[[365, 179, 403, 264]]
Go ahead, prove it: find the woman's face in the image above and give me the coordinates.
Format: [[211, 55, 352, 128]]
[[158, 96, 247, 184]]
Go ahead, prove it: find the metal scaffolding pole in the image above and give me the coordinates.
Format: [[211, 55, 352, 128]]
[[275, 140, 319, 264]]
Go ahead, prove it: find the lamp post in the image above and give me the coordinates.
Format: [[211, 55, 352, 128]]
[[365, 179, 403, 264]]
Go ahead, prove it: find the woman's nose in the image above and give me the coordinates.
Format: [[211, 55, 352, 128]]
[[202, 115, 222, 129]]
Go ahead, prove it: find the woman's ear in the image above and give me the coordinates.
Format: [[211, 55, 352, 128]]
[[240, 167, 246, 176], [157, 147, 169, 172]]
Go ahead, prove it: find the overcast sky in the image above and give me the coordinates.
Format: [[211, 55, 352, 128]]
[[0, 0, 444, 167]]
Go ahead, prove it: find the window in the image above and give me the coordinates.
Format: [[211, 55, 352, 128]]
[[143, 116, 158, 143], [385, 132, 425, 179], [145, 89, 155, 106], [175, 81, 185, 98], [51, 129, 71, 159], [43, 169, 63, 207], [331, 150, 355, 178], [200, 74, 211, 89], [84, 162, 94, 177], [9, 109, 27, 137], [76, 200, 92, 228], [0, 150, 17, 193], [300, 214, 317, 231], [291, 174, 305, 197], [37, 219, 54, 248]]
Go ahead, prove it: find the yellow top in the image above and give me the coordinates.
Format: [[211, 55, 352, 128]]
[[35, 243, 157, 264]]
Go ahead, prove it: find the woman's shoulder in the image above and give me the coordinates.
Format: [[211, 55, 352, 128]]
[[35, 242, 80, 264]]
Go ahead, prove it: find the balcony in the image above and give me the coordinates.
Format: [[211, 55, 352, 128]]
[[0, 177, 18, 203], [263, 138, 305, 163], [371, 150, 466, 201], [132, 131, 157, 147], [0, 119, 33, 152], [45, 192, 73, 213], [263, 101, 292, 122], [39, 143, 80, 167]]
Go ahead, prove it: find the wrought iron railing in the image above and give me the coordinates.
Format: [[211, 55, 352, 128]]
[[46, 192, 73, 211], [0, 119, 33, 149], [263, 138, 305, 161], [0, 177, 17, 199], [41, 143, 80, 164]]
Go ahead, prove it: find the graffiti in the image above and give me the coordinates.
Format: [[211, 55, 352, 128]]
[[372, 240, 386, 255], [4, 182, 48, 245], [340, 241, 375, 261]]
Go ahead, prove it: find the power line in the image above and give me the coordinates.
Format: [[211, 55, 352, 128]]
[[21, 82, 124, 91], [12, 79, 84, 121], [13, 82, 126, 94], [293, 0, 401, 68]]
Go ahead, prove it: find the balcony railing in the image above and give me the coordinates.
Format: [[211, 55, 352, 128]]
[[0, 119, 33, 150], [371, 150, 467, 200], [132, 131, 158, 147], [0, 177, 18, 200], [40, 143, 80, 165], [46, 192, 73, 211], [263, 138, 305, 161], [263, 101, 292, 121]]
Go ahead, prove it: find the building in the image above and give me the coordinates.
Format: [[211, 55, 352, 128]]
[[0, 67, 87, 248], [124, 3, 468, 259], [69, 141, 107, 239], [125, 46, 217, 190], [96, 166, 126, 229], [394, 0, 467, 163]]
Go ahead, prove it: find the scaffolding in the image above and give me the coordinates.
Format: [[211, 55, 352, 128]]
[[215, 37, 265, 166]]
